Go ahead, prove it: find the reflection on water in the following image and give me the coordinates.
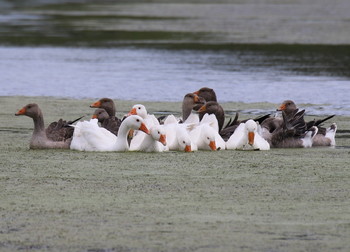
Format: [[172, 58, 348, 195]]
[[1, 0, 350, 46], [1, 46, 349, 116]]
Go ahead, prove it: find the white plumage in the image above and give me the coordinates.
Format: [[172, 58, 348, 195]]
[[70, 115, 149, 152], [226, 119, 270, 150]]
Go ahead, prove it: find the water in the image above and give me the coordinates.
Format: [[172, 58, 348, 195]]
[[1, 46, 349, 116], [1, 0, 350, 116]]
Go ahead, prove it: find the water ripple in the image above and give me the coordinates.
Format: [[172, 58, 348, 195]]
[[1, 46, 349, 116]]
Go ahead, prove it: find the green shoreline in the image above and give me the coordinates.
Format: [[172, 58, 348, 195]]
[[1, 96, 350, 251]]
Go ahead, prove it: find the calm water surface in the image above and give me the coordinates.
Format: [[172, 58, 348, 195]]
[[1, 46, 349, 116], [1, 0, 350, 116]]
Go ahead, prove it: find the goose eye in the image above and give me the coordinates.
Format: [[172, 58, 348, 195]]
[[183, 141, 186, 144], [207, 137, 210, 140], [136, 119, 140, 122], [157, 131, 160, 134], [138, 107, 141, 110]]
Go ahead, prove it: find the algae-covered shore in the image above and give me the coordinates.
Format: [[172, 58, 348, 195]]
[[1, 96, 350, 251]]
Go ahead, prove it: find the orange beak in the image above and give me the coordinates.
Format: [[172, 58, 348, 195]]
[[159, 134, 167, 146], [15, 107, 26, 116], [248, 132, 255, 145], [193, 94, 200, 103], [138, 122, 150, 135], [127, 107, 137, 116], [198, 104, 207, 113], [184, 145, 192, 152], [209, 140, 217, 151], [90, 100, 102, 108], [277, 103, 286, 111], [90, 101, 101, 108], [91, 114, 98, 119]]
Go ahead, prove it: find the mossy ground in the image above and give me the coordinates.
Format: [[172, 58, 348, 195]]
[[1, 96, 349, 251]]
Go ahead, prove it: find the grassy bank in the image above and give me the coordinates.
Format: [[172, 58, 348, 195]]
[[1, 96, 349, 251]]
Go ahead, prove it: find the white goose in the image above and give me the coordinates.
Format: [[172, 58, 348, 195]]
[[128, 104, 159, 127], [197, 114, 226, 150], [189, 123, 217, 151], [128, 104, 160, 150], [226, 119, 270, 150], [163, 115, 195, 152], [70, 115, 149, 152], [129, 125, 167, 152]]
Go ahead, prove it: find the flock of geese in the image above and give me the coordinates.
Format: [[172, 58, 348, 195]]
[[15, 87, 337, 152]]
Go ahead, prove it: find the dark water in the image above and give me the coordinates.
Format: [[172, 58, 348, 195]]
[[1, 0, 350, 116]]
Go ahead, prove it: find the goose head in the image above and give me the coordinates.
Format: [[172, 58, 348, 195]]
[[123, 115, 150, 135], [127, 104, 147, 119], [198, 101, 225, 131], [150, 126, 167, 146], [277, 100, 297, 114], [176, 128, 192, 152], [183, 93, 205, 107], [179, 138, 192, 152], [182, 93, 205, 121], [90, 98, 116, 117], [91, 108, 109, 123], [193, 87, 217, 102], [244, 120, 258, 145], [198, 101, 221, 114], [204, 132, 217, 151], [15, 103, 41, 118]]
